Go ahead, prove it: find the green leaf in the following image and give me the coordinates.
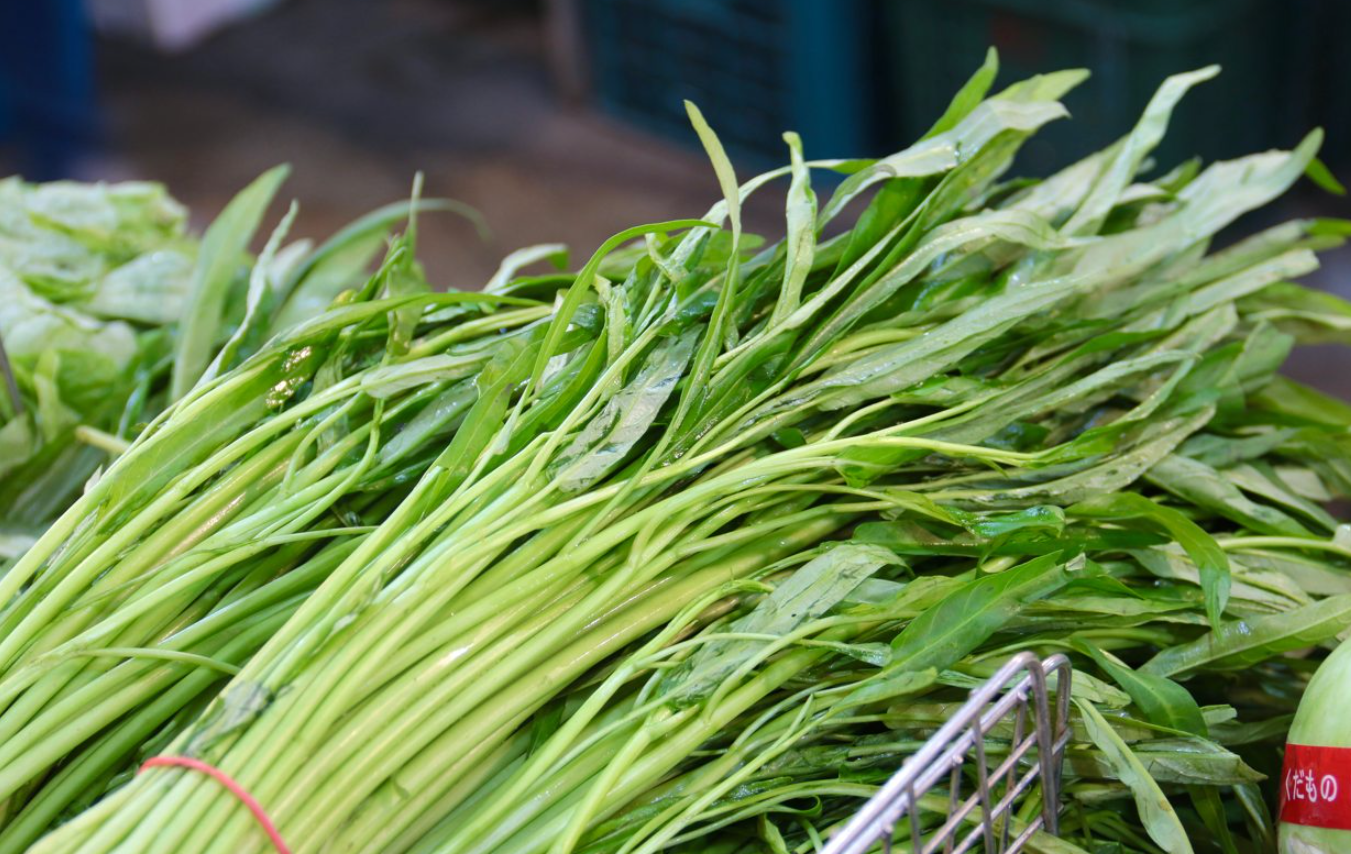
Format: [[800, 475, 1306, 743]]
[[1063, 66, 1217, 236], [1221, 462, 1338, 532], [431, 332, 540, 490], [0, 268, 138, 369], [273, 196, 485, 330], [846, 553, 1076, 707], [1254, 375, 1351, 427], [921, 47, 999, 139], [1072, 641, 1238, 853], [551, 327, 700, 492], [170, 164, 289, 399], [768, 132, 816, 325], [849, 667, 938, 708], [1141, 594, 1351, 677], [526, 218, 707, 401], [1073, 699, 1194, 854], [201, 201, 299, 383], [1069, 493, 1230, 627], [1131, 544, 1309, 614], [1065, 735, 1262, 786], [818, 97, 1069, 229], [661, 543, 898, 706], [1305, 156, 1346, 195], [78, 249, 194, 324], [1146, 453, 1309, 537]]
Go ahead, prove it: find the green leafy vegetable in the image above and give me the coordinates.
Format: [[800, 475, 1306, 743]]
[[2, 51, 1349, 854]]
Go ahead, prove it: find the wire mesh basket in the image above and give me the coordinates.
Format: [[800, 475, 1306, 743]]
[[824, 652, 1073, 854]]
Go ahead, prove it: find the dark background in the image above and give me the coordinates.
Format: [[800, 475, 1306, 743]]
[[2, 0, 1347, 390]]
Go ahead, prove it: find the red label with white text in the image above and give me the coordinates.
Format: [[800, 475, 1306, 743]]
[[1280, 743, 1351, 830]]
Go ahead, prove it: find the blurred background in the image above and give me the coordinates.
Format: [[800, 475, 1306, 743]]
[[1, 0, 1347, 388]]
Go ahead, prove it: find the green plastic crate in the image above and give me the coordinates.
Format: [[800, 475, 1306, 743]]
[[889, 0, 1284, 175], [585, 0, 876, 164], [1304, 0, 1351, 170]]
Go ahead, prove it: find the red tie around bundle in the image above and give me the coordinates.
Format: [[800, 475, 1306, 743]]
[[138, 756, 290, 854]]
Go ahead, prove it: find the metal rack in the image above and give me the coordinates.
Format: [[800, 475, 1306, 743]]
[[824, 652, 1073, 854]]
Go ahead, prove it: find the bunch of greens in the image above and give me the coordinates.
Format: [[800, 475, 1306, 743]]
[[0, 176, 195, 546], [11, 53, 1351, 854]]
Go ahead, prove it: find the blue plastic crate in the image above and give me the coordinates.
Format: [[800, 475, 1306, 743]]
[[0, 0, 98, 178], [584, 0, 875, 164]]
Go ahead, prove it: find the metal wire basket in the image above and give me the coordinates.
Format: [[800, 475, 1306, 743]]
[[824, 652, 1073, 854]]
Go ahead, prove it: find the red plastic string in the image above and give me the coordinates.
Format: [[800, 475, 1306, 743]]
[[138, 756, 290, 854]]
